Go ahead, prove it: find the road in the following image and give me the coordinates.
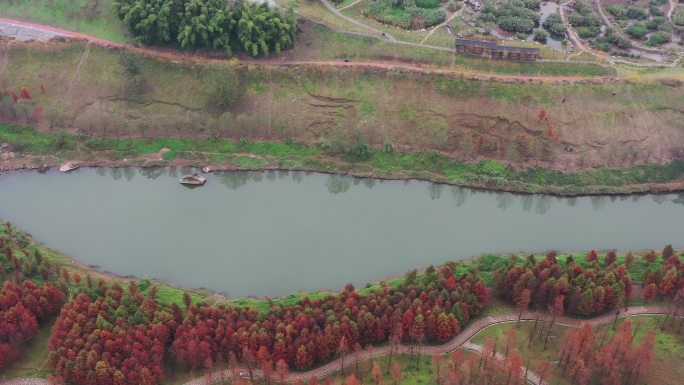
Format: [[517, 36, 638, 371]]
[[0, 18, 620, 83]]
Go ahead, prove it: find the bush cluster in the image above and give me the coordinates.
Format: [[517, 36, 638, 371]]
[[366, 0, 446, 29], [491, 0, 541, 34], [113, 0, 296, 57], [568, 0, 601, 27], [542, 13, 566, 35]]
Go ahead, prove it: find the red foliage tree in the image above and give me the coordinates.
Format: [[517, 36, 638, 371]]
[[537, 108, 547, 121], [20, 87, 31, 100]]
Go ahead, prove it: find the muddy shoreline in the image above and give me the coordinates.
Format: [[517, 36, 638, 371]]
[[2, 158, 684, 198]]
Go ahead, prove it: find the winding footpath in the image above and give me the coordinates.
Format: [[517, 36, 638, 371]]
[[2, 305, 677, 385], [419, 8, 465, 45], [318, 0, 397, 42], [0, 18, 618, 83]]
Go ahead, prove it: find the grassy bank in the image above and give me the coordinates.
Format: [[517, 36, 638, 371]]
[[2, 41, 682, 183], [3, 124, 684, 195]]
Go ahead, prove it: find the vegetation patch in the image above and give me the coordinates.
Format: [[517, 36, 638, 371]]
[[113, 0, 295, 56], [365, 0, 446, 30]]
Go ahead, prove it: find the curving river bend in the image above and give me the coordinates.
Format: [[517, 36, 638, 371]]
[[0, 168, 683, 297]]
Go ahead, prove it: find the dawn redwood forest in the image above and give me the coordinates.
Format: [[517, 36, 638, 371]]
[[1, 220, 683, 385]]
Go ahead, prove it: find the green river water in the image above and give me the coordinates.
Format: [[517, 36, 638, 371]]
[[0, 168, 682, 297]]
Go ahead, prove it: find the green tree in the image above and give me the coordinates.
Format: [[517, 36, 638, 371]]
[[177, 0, 236, 51], [113, 0, 178, 44], [237, 2, 296, 57], [204, 63, 244, 111]]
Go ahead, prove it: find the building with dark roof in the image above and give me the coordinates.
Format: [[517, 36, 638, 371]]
[[455, 38, 540, 61]]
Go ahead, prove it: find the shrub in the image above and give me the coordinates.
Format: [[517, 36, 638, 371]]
[[447, 0, 461, 12], [204, 64, 244, 111], [592, 38, 611, 51], [674, 8, 684, 26], [569, 1, 601, 27], [646, 16, 668, 29], [626, 6, 647, 20], [415, 0, 440, 8], [423, 8, 447, 27], [349, 141, 373, 161], [605, 28, 632, 49], [543, 13, 566, 35], [606, 4, 628, 19], [494, 1, 540, 33], [626, 22, 647, 39], [576, 26, 600, 38], [649, 5, 663, 16], [522, 0, 541, 10], [534, 29, 549, 43], [647, 31, 670, 46]]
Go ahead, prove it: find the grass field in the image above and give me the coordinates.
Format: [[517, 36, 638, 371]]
[[293, 23, 615, 76], [0, 0, 128, 42]]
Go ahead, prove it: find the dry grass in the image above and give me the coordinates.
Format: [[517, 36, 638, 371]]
[[1, 40, 682, 172]]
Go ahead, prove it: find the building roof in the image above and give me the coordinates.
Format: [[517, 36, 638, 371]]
[[501, 45, 541, 54], [456, 38, 498, 49], [456, 38, 540, 55]]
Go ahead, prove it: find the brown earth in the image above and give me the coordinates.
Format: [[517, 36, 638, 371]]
[[1, 38, 683, 174]]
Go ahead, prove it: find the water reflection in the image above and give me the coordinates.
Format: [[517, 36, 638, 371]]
[[496, 193, 513, 211], [652, 195, 668, 205], [1, 168, 683, 296], [122, 168, 135, 181], [219, 172, 251, 190], [591, 196, 607, 210], [451, 187, 468, 207], [362, 178, 375, 189], [109, 168, 123, 180], [522, 195, 534, 212], [326, 175, 351, 194], [673, 194, 684, 206], [140, 168, 165, 180], [428, 184, 443, 200], [535, 196, 552, 215]]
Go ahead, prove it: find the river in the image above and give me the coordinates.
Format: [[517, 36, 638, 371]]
[[0, 168, 682, 297]]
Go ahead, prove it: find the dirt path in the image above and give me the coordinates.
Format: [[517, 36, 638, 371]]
[[462, 342, 548, 385], [0, 17, 620, 83], [1, 306, 677, 385], [419, 9, 464, 45], [338, 0, 363, 11], [241, 59, 618, 83], [61, 41, 91, 105], [668, 0, 677, 21], [0, 43, 9, 76], [560, 0, 601, 59], [318, 0, 397, 42]]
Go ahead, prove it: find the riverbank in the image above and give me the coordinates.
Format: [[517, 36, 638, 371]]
[[2, 124, 684, 196], [1, 219, 681, 384], [1, 220, 676, 306], [2, 40, 683, 195]]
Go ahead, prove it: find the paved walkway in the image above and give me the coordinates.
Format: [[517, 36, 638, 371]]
[[0, 20, 68, 41], [462, 342, 548, 385], [2, 306, 674, 385]]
